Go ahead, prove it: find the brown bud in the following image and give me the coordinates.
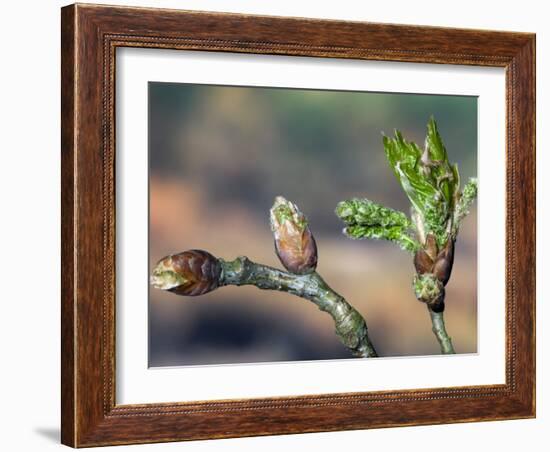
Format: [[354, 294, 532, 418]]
[[414, 248, 434, 275], [150, 250, 221, 296], [429, 290, 446, 313], [433, 239, 455, 285], [270, 196, 318, 274], [414, 234, 437, 275], [424, 234, 438, 261]]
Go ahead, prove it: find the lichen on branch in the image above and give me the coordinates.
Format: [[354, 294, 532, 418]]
[[219, 256, 377, 357]]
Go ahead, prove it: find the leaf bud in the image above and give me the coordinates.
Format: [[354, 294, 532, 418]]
[[432, 239, 455, 286], [414, 235, 454, 286], [414, 234, 437, 274], [150, 249, 221, 296], [270, 196, 317, 274], [413, 273, 445, 312]]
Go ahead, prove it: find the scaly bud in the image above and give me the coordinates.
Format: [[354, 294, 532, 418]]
[[414, 234, 437, 275], [150, 249, 221, 296], [413, 235, 454, 286], [270, 196, 317, 274], [432, 239, 455, 285]]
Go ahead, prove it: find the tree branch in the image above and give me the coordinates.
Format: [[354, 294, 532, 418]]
[[428, 307, 455, 354], [220, 256, 378, 358], [151, 197, 379, 359]]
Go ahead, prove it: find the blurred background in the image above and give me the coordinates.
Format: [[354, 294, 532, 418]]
[[148, 82, 477, 367]]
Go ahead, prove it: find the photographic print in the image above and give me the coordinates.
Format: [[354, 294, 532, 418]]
[[61, 5, 535, 445], [148, 83, 478, 367]]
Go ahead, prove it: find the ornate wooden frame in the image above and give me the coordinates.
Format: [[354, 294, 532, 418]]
[[61, 3, 535, 447]]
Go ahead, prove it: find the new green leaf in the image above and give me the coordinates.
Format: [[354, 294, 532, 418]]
[[336, 198, 420, 253], [382, 117, 460, 247]]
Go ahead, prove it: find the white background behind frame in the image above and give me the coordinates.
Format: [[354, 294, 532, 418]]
[[2, 0, 547, 451], [116, 48, 506, 405]]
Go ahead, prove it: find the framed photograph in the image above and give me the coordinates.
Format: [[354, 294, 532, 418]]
[[61, 3, 535, 447]]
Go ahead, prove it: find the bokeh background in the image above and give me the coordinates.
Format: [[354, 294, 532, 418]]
[[148, 82, 477, 367]]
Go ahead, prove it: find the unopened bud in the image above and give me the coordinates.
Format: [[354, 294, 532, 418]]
[[432, 239, 454, 285], [150, 249, 221, 296], [414, 249, 434, 275], [413, 273, 445, 312], [414, 235, 454, 286], [270, 196, 317, 274]]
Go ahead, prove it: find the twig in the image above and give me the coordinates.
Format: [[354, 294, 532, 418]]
[[151, 197, 378, 359], [220, 256, 378, 358], [428, 307, 455, 354]]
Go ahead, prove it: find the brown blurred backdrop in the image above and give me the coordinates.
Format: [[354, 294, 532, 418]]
[[148, 82, 477, 367]]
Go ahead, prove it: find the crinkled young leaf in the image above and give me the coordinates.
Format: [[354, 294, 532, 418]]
[[426, 116, 447, 162], [335, 198, 411, 228], [343, 224, 419, 253], [382, 117, 460, 248], [452, 178, 478, 236], [336, 198, 420, 253]]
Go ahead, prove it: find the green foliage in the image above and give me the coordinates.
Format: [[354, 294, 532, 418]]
[[343, 224, 420, 253], [336, 198, 420, 253], [336, 198, 411, 228], [336, 117, 478, 264], [383, 117, 460, 247], [453, 178, 478, 236]]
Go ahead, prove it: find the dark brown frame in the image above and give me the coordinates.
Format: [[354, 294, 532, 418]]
[[61, 3, 536, 447]]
